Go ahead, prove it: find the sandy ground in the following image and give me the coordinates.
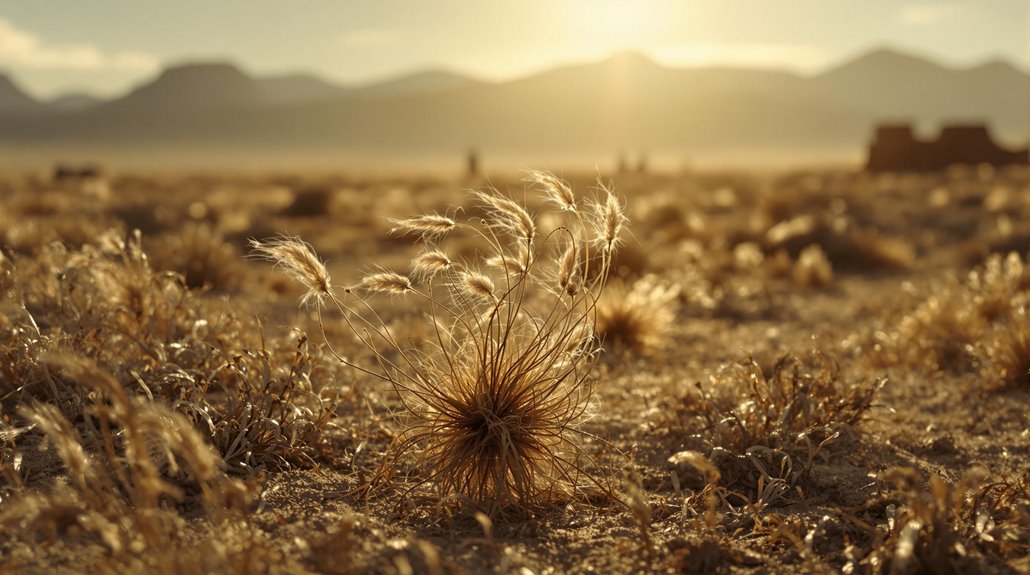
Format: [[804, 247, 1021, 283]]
[[1, 166, 1028, 574]]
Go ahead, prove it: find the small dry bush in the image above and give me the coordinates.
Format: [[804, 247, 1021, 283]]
[[889, 252, 1029, 376], [253, 171, 627, 516], [765, 214, 914, 273], [674, 353, 882, 497], [148, 222, 242, 291], [0, 228, 340, 570], [281, 186, 334, 218], [0, 354, 251, 568], [858, 468, 1030, 574], [1, 230, 334, 471], [985, 306, 1030, 387], [595, 274, 680, 355]]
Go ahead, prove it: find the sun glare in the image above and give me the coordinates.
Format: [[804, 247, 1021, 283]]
[[560, 0, 671, 60]]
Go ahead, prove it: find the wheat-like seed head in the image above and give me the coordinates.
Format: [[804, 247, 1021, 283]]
[[361, 272, 413, 294], [594, 188, 626, 252], [525, 171, 576, 212], [389, 214, 457, 241], [21, 403, 94, 488], [411, 250, 452, 281], [557, 240, 580, 296], [474, 190, 536, 245], [249, 236, 332, 306], [460, 271, 496, 300], [486, 245, 533, 277]]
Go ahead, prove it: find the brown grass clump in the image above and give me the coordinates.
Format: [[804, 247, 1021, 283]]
[[860, 468, 1030, 574], [1, 230, 334, 471], [281, 185, 334, 217], [149, 222, 242, 290], [675, 353, 882, 495], [987, 307, 1030, 387], [890, 252, 1029, 374], [254, 171, 626, 515], [0, 354, 250, 566], [595, 274, 680, 355], [895, 294, 982, 372]]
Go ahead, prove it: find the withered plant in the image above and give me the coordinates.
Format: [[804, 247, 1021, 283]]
[[594, 274, 680, 355], [675, 353, 882, 496], [253, 171, 627, 515], [1, 230, 334, 471], [859, 467, 1030, 574]]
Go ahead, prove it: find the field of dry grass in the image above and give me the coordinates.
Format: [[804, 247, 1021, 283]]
[[1, 165, 1028, 574]]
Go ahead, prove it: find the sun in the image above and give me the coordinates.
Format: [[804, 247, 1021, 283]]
[[560, 0, 671, 59]]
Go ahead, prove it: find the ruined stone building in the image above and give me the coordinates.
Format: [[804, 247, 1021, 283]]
[[866, 123, 1029, 172]]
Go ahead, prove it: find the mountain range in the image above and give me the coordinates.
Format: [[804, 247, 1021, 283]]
[[1, 47, 1028, 169]]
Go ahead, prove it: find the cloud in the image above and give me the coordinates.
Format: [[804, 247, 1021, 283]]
[[898, 3, 961, 25], [339, 28, 400, 48], [0, 18, 158, 72]]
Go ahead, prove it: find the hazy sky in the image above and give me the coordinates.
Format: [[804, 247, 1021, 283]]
[[1, 0, 1027, 98]]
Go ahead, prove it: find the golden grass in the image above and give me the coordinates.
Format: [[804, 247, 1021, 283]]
[[1, 167, 1028, 572], [254, 171, 626, 515], [595, 274, 680, 355]]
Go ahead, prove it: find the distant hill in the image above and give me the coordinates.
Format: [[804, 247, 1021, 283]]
[[810, 47, 1030, 130], [345, 69, 482, 98], [48, 93, 103, 111], [0, 73, 47, 116], [256, 73, 347, 105], [2, 48, 1028, 168]]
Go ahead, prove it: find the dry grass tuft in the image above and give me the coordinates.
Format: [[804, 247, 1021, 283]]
[[988, 307, 1030, 387], [2, 230, 335, 473], [149, 222, 241, 290], [257, 170, 624, 515], [887, 252, 1029, 375], [860, 468, 1030, 573], [675, 352, 882, 495], [595, 274, 680, 355]]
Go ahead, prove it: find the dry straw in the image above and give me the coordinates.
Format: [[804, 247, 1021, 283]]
[[248, 236, 331, 306], [254, 171, 627, 515]]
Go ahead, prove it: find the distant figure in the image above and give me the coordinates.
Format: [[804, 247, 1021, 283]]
[[636, 151, 648, 174], [466, 148, 480, 178], [866, 123, 1029, 172], [616, 151, 629, 174]]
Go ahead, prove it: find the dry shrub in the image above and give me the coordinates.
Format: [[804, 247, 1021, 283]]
[[765, 214, 914, 273], [858, 468, 1030, 574], [895, 294, 982, 372], [890, 252, 1029, 374], [986, 307, 1030, 387], [966, 251, 1028, 323], [0, 355, 250, 567], [148, 222, 242, 291], [0, 230, 334, 471], [595, 274, 680, 355], [281, 186, 333, 217], [675, 353, 881, 497], [253, 171, 627, 516]]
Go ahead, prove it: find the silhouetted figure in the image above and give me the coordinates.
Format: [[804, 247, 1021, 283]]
[[866, 123, 1028, 172], [636, 151, 648, 174], [616, 151, 629, 174], [466, 148, 480, 178]]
